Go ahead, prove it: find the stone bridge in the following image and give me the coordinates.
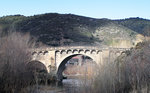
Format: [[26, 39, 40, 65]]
[[31, 46, 129, 81]]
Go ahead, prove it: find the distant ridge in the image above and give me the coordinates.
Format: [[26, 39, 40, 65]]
[[0, 13, 149, 47]]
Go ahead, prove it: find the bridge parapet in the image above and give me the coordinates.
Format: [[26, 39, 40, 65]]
[[30, 46, 130, 52]]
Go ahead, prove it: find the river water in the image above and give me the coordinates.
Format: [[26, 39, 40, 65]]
[[61, 79, 82, 93], [33, 78, 82, 93]]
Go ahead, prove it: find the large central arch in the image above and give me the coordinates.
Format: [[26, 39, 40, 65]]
[[56, 54, 95, 81]]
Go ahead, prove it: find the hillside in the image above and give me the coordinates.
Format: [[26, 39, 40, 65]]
[[114, 17, 150, 36], [0, 13, 149, 47]]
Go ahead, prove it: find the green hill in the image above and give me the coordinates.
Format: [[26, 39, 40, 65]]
[[114, 17, 150, 36], [0, 13, 149, 47]]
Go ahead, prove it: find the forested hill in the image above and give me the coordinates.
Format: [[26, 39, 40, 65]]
[[0, 13, 149, 47], [114, 17, 150, 36]]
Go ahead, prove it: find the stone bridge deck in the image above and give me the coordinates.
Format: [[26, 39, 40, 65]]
[[31, 46, 130, 51]]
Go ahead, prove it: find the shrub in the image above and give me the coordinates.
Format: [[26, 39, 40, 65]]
[[0, 32, 35, 93], [79, 41, 150, 93]]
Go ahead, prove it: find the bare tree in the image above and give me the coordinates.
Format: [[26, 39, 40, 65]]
[[0, 32, 35, 93], [78, 41, 150, 93]]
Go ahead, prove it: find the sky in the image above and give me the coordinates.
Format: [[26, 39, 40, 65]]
[[0, 0, 150, 19]]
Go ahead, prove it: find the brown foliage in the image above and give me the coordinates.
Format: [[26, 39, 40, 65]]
[[78, 41, 150, 93], [0, 32, 35, 93]]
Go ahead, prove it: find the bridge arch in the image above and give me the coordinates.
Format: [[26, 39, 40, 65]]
[[43, 51, 48, 55], [26, 60, 48, 73], [72, 49, 78, 53], [56, 53, 96, 81], [66, 49, 72, 54], [60, 50, 66, 54], [79, 49, 84, 53], [91, 50, 96, 54], [84, 50, 90, 53]]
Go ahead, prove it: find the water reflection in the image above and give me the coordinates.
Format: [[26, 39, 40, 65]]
[[61, 79, 81, 93]]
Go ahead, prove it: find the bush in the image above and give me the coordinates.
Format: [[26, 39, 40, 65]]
[[0, 32, 35, 93], [118, 41, 150, 93], [79, 41, 150, 93]]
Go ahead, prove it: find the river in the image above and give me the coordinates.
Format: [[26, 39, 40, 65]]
[[30, 78, 82, 93]]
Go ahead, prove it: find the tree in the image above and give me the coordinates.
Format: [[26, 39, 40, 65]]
[[0, 32, 35, 93]]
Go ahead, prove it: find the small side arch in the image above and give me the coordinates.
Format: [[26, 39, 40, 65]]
[[43, 51, 48, 55], [38, 51, 43, 55], [97, 50, 102, 54], [32, 51, 37, 55], [85, 50, 90, 54], [60, 50, 66, 54], [55, 50, 60, 54], [79, 49, 84, 53], [26, 60, 48, 73], [26, 60, 48, 85], [72, 49, 78, 53], [67, 49, 72, 54], [91, 50, 96, 54]]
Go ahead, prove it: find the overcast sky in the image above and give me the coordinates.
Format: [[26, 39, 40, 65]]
[[0, 0, 150, 19]]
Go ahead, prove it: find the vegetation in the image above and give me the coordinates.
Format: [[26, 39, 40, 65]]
[[114, 17, 150, 36], [76, 41, 150, 93], [115, 41, 150, 93], [0, 13, 150, 93], [0, 13, 149, 47], [0, 32, 33, 93], [0, 32, 55, 93]]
